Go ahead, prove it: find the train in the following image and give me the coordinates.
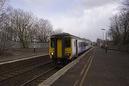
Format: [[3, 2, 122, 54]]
[[49, 33, 92, 65]]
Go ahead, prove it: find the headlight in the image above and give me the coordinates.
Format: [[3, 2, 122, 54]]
[[50, 52, 54, 55]]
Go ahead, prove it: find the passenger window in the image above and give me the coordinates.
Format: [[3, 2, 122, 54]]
[[85, 43, 88, 46], [51, 38, 55, 48], [65, 37, 71, 47]]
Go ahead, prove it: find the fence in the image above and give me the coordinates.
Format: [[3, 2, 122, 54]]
[[12, 42, 49, 48]]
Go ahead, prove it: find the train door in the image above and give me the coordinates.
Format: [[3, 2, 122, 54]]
[[75, 40, 78, 57], [57, 38, 62, 58]]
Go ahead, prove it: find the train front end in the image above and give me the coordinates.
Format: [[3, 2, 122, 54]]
[[49, 33, 72, 65]]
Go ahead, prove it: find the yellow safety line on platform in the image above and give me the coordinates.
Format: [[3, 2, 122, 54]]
[[79, 56, 94, 86], [80, 56, 92, 76], [74, 56, 92, 86]]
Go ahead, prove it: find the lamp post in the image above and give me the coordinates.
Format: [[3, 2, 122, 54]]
[[33, 36, 36, 53], [101, 29, 106, 40], [101, 29, 106, 46]]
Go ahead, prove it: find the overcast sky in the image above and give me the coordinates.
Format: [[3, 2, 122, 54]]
[[9, 0, 121, 41]]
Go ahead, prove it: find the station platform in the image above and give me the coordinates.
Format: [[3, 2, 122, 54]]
[[39, 47, 129, 86], [0, 53, 48, 65], [51, 49, 94, 86], [0, 48, 48, 64]]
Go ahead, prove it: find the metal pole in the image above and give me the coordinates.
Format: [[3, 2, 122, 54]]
[[101, 29, 106, 47], [101, 29, 105, 40], [33, 36, 36, 53]]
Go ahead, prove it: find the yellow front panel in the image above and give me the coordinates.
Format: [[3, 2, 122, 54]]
[[65, 48, 72, 53], [65, 48, 72, 59], [57, 39, 62, 58]]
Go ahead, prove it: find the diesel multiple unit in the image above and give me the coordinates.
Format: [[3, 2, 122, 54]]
[[49, 33, 92, 65]]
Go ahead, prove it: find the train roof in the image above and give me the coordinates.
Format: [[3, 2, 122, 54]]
[[51, 33, 91, 42], [51, 33, 80, 39], [51, 33, 71, 37]]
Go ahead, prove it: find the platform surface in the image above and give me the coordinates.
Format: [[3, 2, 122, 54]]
[[0, 48, 48, 65], [51, 47, 129, 86]]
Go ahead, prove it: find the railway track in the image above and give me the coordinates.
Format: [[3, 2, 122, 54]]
[[21, 66, 58, 86], [0, 55, 50, 80], [0, 61, 59, 86], [0, 61, 51, 81]]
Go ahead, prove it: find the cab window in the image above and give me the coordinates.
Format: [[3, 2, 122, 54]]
[[51, 38, 55, 48], [65, 37, 71, 48]]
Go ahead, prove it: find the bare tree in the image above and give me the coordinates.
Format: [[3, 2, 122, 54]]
[[109, 15, 121, 44], [0, 0, 13, 55], [122, 0, 129, 10], [0, 0, 54, 50], [0, 0, 6, 10], [119, 11, 129, 44], [29, 20, 38, 42], [109, 10, 129, 45], [10, 9, 33, 48], [108, 0, 129, 52], [36, 19, 53, 42]]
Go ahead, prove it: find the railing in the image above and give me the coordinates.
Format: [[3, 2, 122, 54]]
[[11, 42, 49, 48]]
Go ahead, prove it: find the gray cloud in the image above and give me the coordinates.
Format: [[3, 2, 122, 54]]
[[48, 2, 120, 41], [81, 0, 119, 9], [9, 0, 120, 41]]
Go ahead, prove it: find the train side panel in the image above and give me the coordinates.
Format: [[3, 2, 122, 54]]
[[71, 38, 79, 59], [86, 40, 92, 50], [77, 39, 81, 54], [77, 39, 87, 54]]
